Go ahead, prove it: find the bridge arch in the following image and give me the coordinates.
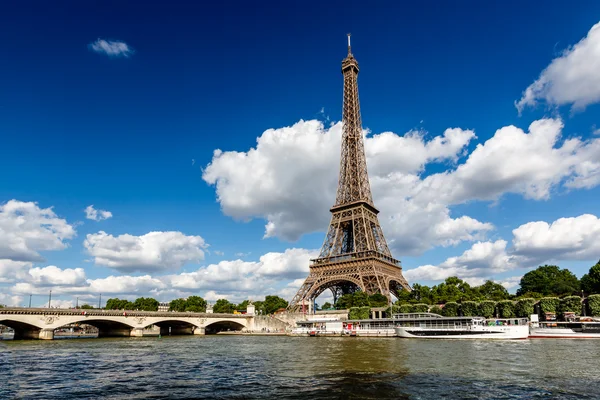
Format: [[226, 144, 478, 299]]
[[0, 319, 44, 340], [204, 320, 245, 334]]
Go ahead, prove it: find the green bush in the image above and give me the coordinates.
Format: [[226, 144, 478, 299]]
[[479, 301, 496, 318], [587, 294, 600, 316], [560, 296, 582, 316], [412, 303, 429, 313], [538, 297, 560, 314], [430, 305, 443, 315], [348, 306, 371, 320], [461, 301, 479, 316], [442, 302, 459, 317], [497, 300, 515, 318], [515, 298, 536, 318], [399, 304, 413, 313]]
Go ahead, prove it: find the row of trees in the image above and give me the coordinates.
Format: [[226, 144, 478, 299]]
[[169, 295, 288, 315], [105, 297, 160, 311]]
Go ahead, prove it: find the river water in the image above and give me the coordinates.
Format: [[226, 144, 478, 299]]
[[1, 336, 599, 399]]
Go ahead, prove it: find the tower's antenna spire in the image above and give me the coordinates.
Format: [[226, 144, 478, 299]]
[[347, 33, 351, 55]]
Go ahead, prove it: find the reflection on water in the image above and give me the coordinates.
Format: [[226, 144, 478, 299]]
[[1, 336, 600, 399]]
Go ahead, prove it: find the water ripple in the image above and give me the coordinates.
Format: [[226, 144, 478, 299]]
[[2, 336, 600, 399]]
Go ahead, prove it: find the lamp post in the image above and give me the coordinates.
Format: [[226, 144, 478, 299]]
[[76, 297, 79, 309], [29, 294, 32, 308], [98, 294, 102, 309], [48, 290, 52, 308]]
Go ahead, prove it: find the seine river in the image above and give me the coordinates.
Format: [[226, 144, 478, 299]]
[[1, 336, 599, 399]]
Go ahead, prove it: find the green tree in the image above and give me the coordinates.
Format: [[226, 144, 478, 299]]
[[496, 300, 515, 318], [479, 301, 496, 318], [262, 295, 288, 314], [335, 294, 354, 309], [80, 304, 94, 309], [538, 297, 560, 314], [236, 300, 250, 311], [133, 297, 159, 311], [409, 284, 433, 304], [185, 296, 207, 312], [431, 277, 476, 303], [412, 303, 429, 313], [586, 294, 600, 316], [515, 298, 536, 318], [517, 265, 580, 297], [321, 302, 333, 310], [213, 299, 234, 313], [476, 280, 510, 301], [368, 293, 389, 307], [105, 298, 134, 310], [560, 296, 582, 316], [429, 305, 443, 315], [169, 298, 187, 312], [461, 301, 479, 316], [399, 304, 412, 313], [350, 291, 370, 307], [581, 261, 600, 294], [348, 306, 371, 320], [442, 302, 459, 317]]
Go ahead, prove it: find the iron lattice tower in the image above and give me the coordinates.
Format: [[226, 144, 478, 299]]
[[289, 35, 411, 312]]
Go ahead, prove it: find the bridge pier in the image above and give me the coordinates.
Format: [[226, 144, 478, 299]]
[[193, 327, 205, 335], [39, 329, 54, 340], [130, 328, 144, 337]]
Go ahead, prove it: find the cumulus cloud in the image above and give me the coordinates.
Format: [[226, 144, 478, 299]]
[[413, 118, 600, 204], [84, 231, 208, 273], [84, 205, 113, 221], [166, 248, 317, 296], [203, 119, 490, 255], [516, 21, 600, 113], [404, 240, 516, 282], [512, 214, 600, 263], [0, 260, 32, 283], [89, 38, 134, 58], [0, 200, 76, 262], [28, 266, 87, 287]]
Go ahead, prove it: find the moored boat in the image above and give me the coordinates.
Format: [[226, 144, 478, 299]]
[[529, 314, 600, 338], [394, 314, 529, 339]]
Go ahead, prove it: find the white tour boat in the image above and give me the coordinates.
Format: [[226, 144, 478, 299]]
[[528, 314, 600, 338], [394, 314, 529, 339]]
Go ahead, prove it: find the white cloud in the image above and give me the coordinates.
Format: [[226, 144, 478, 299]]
[[404, 240, 515, 283], [512, 214, 600, 263], [84, 205, 113, 221], [414, 119, 600, 204], [516, 21, 600, 113], [167, 248, 316, 296], [214, 251, 225, 256], [0, 293, 23, 307], [0, 260, 32, 283], [0, 200, 76, 262], [88, 275, 166, 295], [89, 38, 134, 58], [84, 231, 208, 273], [28, 266, 87, 287], [203, 119, 490, 255]]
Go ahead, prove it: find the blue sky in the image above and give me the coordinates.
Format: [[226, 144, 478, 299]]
[[1, 1, 600, 307]]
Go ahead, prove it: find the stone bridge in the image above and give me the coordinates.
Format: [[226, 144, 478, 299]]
[[0, 308, 253, 340]]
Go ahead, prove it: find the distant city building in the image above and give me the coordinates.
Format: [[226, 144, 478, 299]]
[[158, 302, 170, 312], [206, 303, 213, 313]]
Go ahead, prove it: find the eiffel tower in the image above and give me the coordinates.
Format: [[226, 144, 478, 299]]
[[288, 35, 411, 312]]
